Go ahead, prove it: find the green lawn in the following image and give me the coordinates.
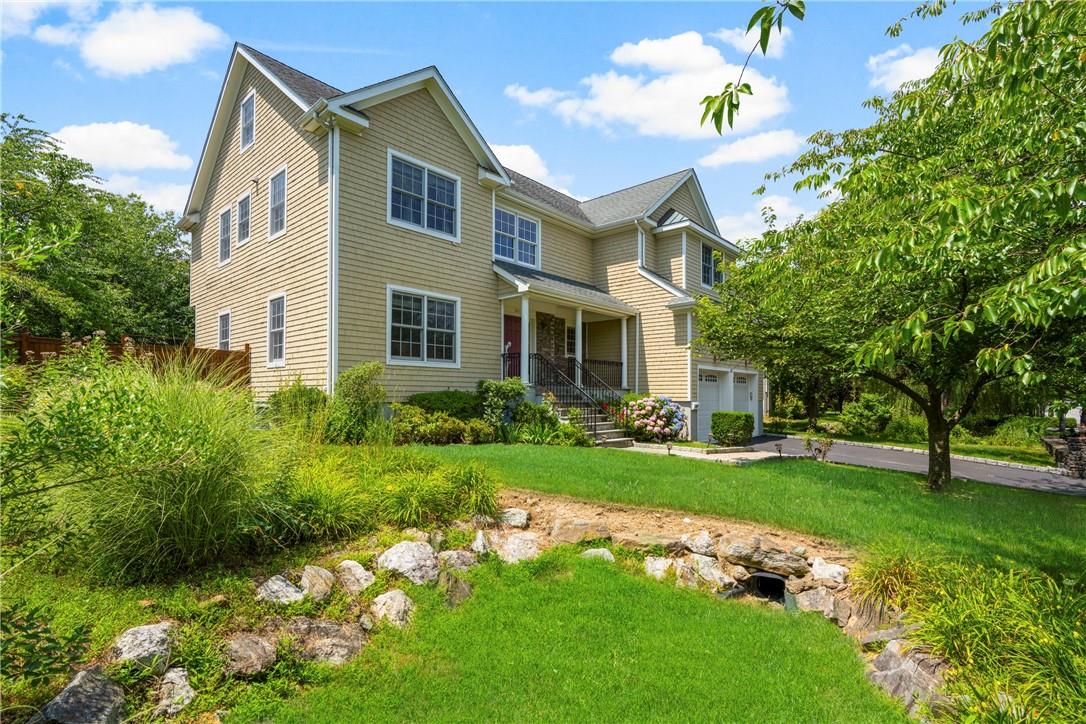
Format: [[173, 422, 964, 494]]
[[427, 445, 1086, 575], [249, 551, 905, 723]]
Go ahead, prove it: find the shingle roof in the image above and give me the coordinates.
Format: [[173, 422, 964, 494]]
[[238, 44, 343, 106], [494, 261, 638, 313], [578, 169, 690, 226], [505, 169, 592, 225]]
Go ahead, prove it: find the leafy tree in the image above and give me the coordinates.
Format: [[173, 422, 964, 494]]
[[0, 114, 193, 342], [698, 0, 1086, 489]]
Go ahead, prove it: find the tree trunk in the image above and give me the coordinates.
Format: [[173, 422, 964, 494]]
[[925, 410, 952, 491], [803, 387, 819, 429]]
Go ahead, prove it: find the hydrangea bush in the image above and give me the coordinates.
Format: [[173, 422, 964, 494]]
[[620, 395, 686, 442]]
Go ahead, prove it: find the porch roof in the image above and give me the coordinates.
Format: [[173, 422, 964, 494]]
[[493, 261, 638, 316]]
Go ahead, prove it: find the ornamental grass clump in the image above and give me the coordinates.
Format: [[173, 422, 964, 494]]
[[622, 395, 685, 442]]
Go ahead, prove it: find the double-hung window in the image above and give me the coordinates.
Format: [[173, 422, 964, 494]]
[[389, 152, 459, 239], [701, 243, 723, 287], [267, 294, 285, 366], [493, 208, 539, 267], [237, 193, 251, 245], [217, 311, 231, 350], [269, 168, 286, 238], [240, 90, 255, 151], [218, 208, 231, 264], [388, 287, 459, 366]]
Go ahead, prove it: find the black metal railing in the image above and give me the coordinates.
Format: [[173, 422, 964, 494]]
[[528, 353, 607, 437], [501, 353, 624, 390], [501, 352, 521, 380], [583, 359, 623, 389]]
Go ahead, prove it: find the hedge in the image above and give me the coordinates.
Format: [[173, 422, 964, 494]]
[[710, 411, 754, 446]]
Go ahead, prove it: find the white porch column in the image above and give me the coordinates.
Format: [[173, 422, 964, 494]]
[[723, 370, 735, 411], [620, 317, 628, 389], [520, 295, 530, 383], [574, 307, 584, 385]]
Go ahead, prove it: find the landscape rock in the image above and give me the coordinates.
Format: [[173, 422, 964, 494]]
[[681, 530, 715, 556], [844, 599, 903, 639], [810, 557, 849, 584], [428, 529, 446, 551], [500, 507, 530, 528], [39, 668, 125, 724], [664, 539, 688, 556], [611, 531, 679, 550], [154, 667, 195, 718], [717, 536, 809, 577], [496, 532, 541, 563], [644, 556, 672, 580], [335, 560, 376, 595], [580, 548, 615, 562], [300, 565, 335, 601], [795, 586, 836, 618], [377, 541, 439, 584], [689, 553, 737, 591], [438, 549, 478, 570], [723, 563, 751, 583], [868, 639, 949, 715], [371, 589, 414, 627], [256, 575, 305, 605], [224, 633, 276, 677], [786, 574, 820, 594], [358, 613, 375, 632], [470, 530, 490, 555], [861, 625, 910, 646], [673, 557, 699, 588], [791, 545, 807, 557], [550, 518, 611, 544], [438, 570, 473, 608], [112, 622, 172, 673], [285, 617, 365, 665], [470, 514, 497, 528]]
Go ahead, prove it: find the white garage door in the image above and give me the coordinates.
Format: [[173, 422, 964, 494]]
[[733, 374, 750, 413], [697, 372, 721, 442]]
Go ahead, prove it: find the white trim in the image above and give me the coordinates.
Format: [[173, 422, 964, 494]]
[[643, 170, 694, 223], [519, 294, 530, 381], [266, 292, 287, 368], [686, 313, 694, 401], [326, 123, 340, 393], [681, 231, 688, 289], [636, 223, 646, 266], [634, 313, 641, 393], [385, 284, 461, 369], [700, 242, 724, 290], [267, 165, 288, 240], [236, 46, 308, 109], [491, 264, 637, 316], [637, 266, 689, 298], [217, 205, 232, 266], [235, 190, 252, 246], [498, 187, 594, 233], [620, 316, 629, 389], [642, 170, 719, 236], [386, 147, 461, 243], [657, 219, 740, 256], [217, 309, 232, 351], [493, 204, 541, 269], [239, 88, 256, 154]]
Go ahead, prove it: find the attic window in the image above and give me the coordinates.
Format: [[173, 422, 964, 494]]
[[240, 90, 255, 152]]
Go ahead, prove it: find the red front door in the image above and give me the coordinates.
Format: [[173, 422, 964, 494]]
[[503, 315, 521, 354]]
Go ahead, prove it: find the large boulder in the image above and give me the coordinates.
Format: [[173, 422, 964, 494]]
[[371, 589, 414, 628], [681, 530, 716, 556], [285, 618, 365, 666], [795, 586, 851, 626], [256, 575, 305, 605], [843, 598, 903, 639], [300, 565, 335, 601], [500, 507, 530, 528], [550, 518, 611, 544], [581, 548, 615, 563], [224, 633, 276, 677], [496, 532, 541, 564], [154, 667, 195, 718], [810, 557, 849, 584], [38, 668, 125, 724], [438, 550, 478, 571], [377, 541, 439, 585], [672, 557, 699, 588], [612, 531, 680, 550], [717, 536, 809, 577], [112, 622, 172, 674], [644, 556, 672, 580], [689, 553, 737, 591], [868, 639, 949, 716], [335, 560, 376, 595]]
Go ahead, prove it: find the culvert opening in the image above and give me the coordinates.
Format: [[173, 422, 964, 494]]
[[747, 572, 786, 603]]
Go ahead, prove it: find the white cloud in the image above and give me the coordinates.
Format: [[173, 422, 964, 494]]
[[507, 31, 789, 140], [98, 173, 189, 215], [491, 144, 578, 198], [33, 22, 79, 45], [715, 194, 817, 242], [1, 0, 97, 37], [867, 44, 940, 92], [55, 121, 193, 171], [698, 129, 804, 168], [79, 3, 226, 76], [710, 25, 793, 59]]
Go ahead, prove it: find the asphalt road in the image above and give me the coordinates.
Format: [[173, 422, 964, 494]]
[[750, 435, 1086, 497]]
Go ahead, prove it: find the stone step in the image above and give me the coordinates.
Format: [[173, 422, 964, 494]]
[[599, 437, 635, 448]]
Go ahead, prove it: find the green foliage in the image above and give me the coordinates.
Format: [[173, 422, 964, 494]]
[[710, 411, 754, 446], [267, 377, 329, 433], [0, 599, 88, 688], [548, 423, 592, 447], [391, 404, 467, 445], [477, 378, 526, 427], [446, 462, 499, 518], [839, 394, 892, 435], [462, 419, 497, 445], [883, 414, 927, 443], [0, 360, 32, 413], [325, 362, 385, 444], [988, 416, 1051, 447], [379, 470, 456, 528], [511, 400, 558, 427], [405, 390, 482, 420], [853, 554, 1086, 721]]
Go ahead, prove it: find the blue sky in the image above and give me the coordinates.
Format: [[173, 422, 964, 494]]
[[2, 1, 982, 240]]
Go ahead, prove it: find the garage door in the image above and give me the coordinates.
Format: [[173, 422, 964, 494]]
[[733, 374, 750, 413], [697, 372, 721, 442]]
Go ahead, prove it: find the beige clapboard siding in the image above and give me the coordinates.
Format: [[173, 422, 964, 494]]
[[337, 89, 501, 399], [653, 229, 685, 287], [189, 65, 329, 399], [650, 181, 707, 227], [685, 228, 736, 299], [495, 197, 594, 284], [585, 319, 621, 363], [593, 227, 689, 399]]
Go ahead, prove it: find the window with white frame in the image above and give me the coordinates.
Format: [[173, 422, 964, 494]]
[[217, 311, 231, 350], [565, 325, 577, 357], [269, 169, 286, 238], [389, 288, 458, 365], [240, 91, 255, 151], [218, 208, 231, 263], [701, 243, 723, 287], [267, 294, 285, 366], [389, 154, 458, 238], [237, 193, 251, 244], [493, 208, 539, 266]]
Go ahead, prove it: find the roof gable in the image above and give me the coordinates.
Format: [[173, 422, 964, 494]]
[[578, 170, 689, 227]]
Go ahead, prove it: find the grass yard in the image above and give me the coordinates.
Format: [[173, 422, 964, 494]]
[[427, 446, 1086, 576], [251, 550, 905, 723]]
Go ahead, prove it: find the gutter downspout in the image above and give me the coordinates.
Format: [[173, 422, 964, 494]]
[[325, 117, 340, 394]]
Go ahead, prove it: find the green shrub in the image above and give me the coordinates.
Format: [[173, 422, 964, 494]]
[[266, 377, 329, 432], [949, 425, 979, 443], [391, 404, 467, 445], [477, 378, 526, 427], [814, 420, 847, 435], [988, 416, 1051, 446], [883, 414, 927, 442], [326, 362, 385, 444], [775, 395, 805, 419], [0, 599, 88, 688], [462, 418, 496, 444], [405, 390, 482, 420], [839, 393, 892, 435], [511, 400, 558, 427], [0, 359, 32, 413], [710, 411, 754, 446], [378, 470, 456, 528], [548, 422, 592, 447]]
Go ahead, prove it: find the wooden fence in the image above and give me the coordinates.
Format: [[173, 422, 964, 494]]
[[9, 333, 251, 386]]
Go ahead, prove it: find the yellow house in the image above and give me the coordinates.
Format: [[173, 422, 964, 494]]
[[181, 44, 764, 442]]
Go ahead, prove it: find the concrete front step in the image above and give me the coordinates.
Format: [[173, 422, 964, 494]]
[[599, 437, 635, 448]]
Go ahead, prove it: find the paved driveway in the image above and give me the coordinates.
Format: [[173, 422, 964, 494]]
[[750, 435, 1086, 497]]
